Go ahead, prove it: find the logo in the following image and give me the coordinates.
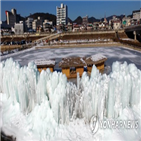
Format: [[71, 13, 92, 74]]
[[90, 116, 99, 135], [90, 115, 139, 134]]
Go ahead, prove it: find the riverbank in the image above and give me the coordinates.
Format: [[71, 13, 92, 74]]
[[36, 42, 119, 49], [35, 42, 141, 52]]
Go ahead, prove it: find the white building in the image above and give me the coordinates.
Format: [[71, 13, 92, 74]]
[[43, 20, 53, 26], [14, 21, 25, 34], [26, 17, 33, 29], [56, 3, 68, 25], [113, 21, 121, 30], [132, 9, 141, 22], [82, 15, 88, 25], [109, 16, 121, 30], [43, 20, 53, 31]]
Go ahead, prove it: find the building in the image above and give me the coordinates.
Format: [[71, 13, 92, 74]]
[[84, 55, 107, 74], [113, 20, 121, 30], [132, 9, 141, 23], [99, 22, 106, 30], [104, 16, 108, 24], [109, 16, 121, 30], [82, 15, 88, 25], [43, 20, 53, 26], [67, 22, 73, 31], [56, 3, 68, 25], [122, 16, 131, 27], [80, 25, 87, 31], [0, 21, 12, 35], [14, 21, 25, 35], [5, 9, 20, 27], [59, 57, 85, 78], [73, 24, 81, 32], [26, 17, 33, 30], [59, 55, 107, 78], [140, 8, 141, 23], [43, 19, 53, 31], [35, 59, 55, 73], [87, 24, 93, 31], [93, 22, 99, 30], [32, 17, 43, 31], [0, 21, 11, 30]]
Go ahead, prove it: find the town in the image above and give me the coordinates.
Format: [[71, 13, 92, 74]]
[[1, 3, 141, 35]]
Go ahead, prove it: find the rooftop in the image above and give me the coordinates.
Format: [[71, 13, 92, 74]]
[[59, 57, 86, 68], [85, 54, 107, 65], [59, 55, 107, 68], [34, 59, 55, 67], [132, 10, 140, 13]]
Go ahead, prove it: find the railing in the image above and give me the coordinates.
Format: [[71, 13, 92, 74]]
[[1, 29, 125, 37]]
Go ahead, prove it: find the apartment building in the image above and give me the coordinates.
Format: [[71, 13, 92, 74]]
[[5, 9, 20, 27], [32, 17, 43, 30], [56, 3, 68, 25], [26, 17, 33, 29]]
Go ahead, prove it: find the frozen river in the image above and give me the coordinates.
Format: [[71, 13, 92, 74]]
[[1, 46, 141, 72]]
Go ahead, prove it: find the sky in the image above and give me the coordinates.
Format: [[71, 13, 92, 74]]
[[1, 1, 141, 21]]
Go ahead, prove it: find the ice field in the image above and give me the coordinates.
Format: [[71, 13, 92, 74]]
[[0, 46, 141, 141], [1, 46, 141, 71]]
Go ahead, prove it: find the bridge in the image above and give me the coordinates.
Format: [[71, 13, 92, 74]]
[[124, 25, 141, 41]]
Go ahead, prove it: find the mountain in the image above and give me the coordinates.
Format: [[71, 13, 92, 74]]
[[88, 17, 100, 23], [72, 16, 100, 24], [17, 14, 25, 21], [101, 14, 125, 22], [116, 15, 125, 20], [27, 12, 56, 25], [23, 12, 127, 25], [73, 16, 82, 24], [27, 12, 74, 25], [127, 14, 132, 18], [68, 17, 73, 23]]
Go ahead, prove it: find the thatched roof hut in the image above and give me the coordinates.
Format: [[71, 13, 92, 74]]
[[59, 57, 86, 68], [84, 54, 107, 66], [34, 59, 55, 68]]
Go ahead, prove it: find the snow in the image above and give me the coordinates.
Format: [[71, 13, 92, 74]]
[[36, 39, 112, 46], [34, 59, 55, 66], [0, 58, 141, 141], [1, 46, 141, 72], [1, 46, 36, 60], [88, 54, 107, 62], [121, 38, 135, 41]]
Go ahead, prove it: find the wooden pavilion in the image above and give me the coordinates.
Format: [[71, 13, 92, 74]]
[[84, 54, 107, 74], [35, 59, 55, 73], [59, 57, 86, 78]]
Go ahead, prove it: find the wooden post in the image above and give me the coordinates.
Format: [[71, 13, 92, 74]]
[[96, 62, 104, 70], [133, 31, 137, 41], [62, 68, 70, 78], [76, 67, 84, 76]]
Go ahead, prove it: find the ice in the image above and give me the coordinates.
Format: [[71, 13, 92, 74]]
[[0, 58, 141, 141]]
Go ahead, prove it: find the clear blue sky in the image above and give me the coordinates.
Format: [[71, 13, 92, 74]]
[[1, 1, 141, 21]]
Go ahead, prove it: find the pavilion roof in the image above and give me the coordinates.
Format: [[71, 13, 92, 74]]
[[35, 59, 55, 67], [59, 57, 86, 68]]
